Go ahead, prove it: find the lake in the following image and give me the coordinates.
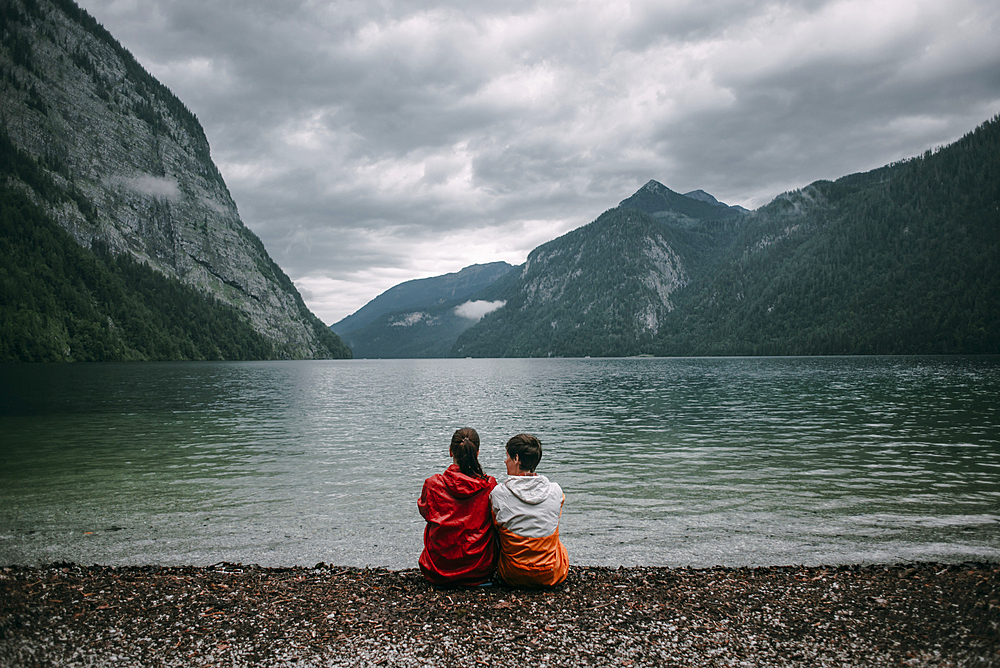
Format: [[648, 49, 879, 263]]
[[1, 356, 998, 570]]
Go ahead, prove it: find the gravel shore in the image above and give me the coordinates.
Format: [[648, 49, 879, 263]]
[[1, 561, 997, 667]]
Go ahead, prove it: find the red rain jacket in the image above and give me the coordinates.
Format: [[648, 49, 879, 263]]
[[418, 464, 498, 586]]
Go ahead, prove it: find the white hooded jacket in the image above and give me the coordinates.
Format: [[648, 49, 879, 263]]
[[490, 474, 564, 538]]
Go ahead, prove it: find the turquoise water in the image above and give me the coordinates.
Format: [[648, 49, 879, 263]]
[[1, 356, 998, 569]]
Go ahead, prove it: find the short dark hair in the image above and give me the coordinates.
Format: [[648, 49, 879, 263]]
[[506, 433, 542, 472]]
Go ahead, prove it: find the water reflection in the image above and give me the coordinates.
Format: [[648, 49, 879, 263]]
[[1, 357, 998, 569]]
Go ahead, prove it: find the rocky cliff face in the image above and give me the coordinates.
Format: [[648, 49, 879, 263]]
[[516, 208, 689, 326], [0, 0, 349, 358], [451, 202, 734, 358]]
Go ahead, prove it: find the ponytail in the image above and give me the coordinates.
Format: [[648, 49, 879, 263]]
[[450, 427, 487, 479]]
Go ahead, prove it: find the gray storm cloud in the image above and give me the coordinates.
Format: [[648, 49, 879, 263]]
[[77, 0, 1000, 325]]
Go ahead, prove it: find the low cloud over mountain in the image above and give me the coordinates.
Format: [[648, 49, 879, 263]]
[[454, 300, 506, 322]]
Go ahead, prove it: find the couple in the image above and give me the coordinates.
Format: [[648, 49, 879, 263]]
[[417, 428, 568, 588]]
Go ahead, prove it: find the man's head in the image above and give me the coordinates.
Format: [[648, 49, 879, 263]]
[[505, 433, 542, 474]]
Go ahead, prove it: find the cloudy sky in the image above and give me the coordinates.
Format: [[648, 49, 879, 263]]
[[77, 0, 999, 325]]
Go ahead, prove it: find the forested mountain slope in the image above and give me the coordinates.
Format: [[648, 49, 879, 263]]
[[332, 262, 514, 359], [0, 0, 350, 360], [337, 297, 498, 359], [331, 262, 513, 336], [1, 173, 278, 361], [654, 115, 1000, 356], [453, 115, 1000, 357]]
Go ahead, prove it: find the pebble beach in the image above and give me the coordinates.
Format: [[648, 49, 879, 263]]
[[1, 561, 997, 667]]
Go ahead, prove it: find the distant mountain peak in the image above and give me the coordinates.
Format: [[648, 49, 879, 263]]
[[683, 189, 724, 206], [619, 181, 742, 221], [331, 261, 514, 335]]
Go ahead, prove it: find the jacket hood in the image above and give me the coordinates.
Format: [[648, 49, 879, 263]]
[[442, 464, 494, 499], [503, 475, 552, 505]]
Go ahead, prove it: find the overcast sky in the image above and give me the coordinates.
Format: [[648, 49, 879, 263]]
[[77, 0, 1000, 325]]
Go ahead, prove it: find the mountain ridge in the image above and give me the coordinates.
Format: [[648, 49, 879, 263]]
[[455, 115, 999, 357], [340, 185, 746, 357], [618, 180, 745, 222], [452, 188, 746, 357], [1, 0, 350, 360], [331, 261, 513, 336], [341, 115, 999, 358]]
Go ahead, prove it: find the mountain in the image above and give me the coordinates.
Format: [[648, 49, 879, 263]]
[[684, 189, 751, 213], [340, 186, 748, 358], [333, 262, 513, 358], [0, 0, 350, 361], [453, 115, 999, 357], [337, 298, 508, 359], [452, 188, 745, 357], [331, 261, 513, 335], [654, 117, 1000, 356], [617, 180, 740, 222]]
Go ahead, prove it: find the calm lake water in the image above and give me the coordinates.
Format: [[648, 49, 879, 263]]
[[1, 357, 998, 570]]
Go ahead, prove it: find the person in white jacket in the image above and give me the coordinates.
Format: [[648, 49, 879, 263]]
[[489, 434, 568, 587]]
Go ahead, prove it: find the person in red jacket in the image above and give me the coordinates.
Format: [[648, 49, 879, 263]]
[[417, 427, 498, 586]]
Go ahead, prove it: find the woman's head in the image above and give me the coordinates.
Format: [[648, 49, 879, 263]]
[[505, 433, 542, 474], [450, 427, 486, 479]]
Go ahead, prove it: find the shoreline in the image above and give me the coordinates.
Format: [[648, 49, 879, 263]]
[[1, 561, 997, 667]]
